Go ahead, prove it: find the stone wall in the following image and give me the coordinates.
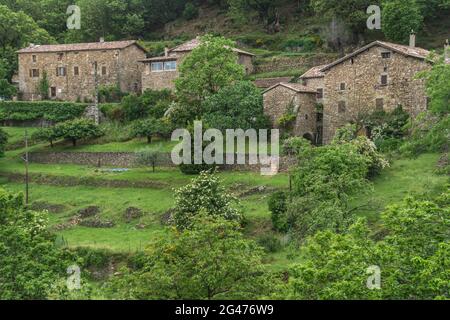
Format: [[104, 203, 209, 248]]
[[255, 53, 338, 74], [322, 45, 431, 144], [28, 151, 295, 172], [263, 85, 318, 140], [18, 45, 146, 102]]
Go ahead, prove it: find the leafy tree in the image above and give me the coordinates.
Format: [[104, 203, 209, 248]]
[[131, 117, 163, 144], [135, 146, 162, 172], [0, 127, 7, 157], [173, 170, 242, 230], [268, 191, 289, 232], [38, 70, 50, 100], [56, 118, 104, 146], [121, 94, 146, 121], [0, 188, 75, 299], [183, 2, 199, 20], [286, 189, 450, 300], [32, 127, 61, 148], [175, 34, 245, 107], [202, 81, 270, 131], [106, 215, 272, 299], [382, 0, 423, 44]]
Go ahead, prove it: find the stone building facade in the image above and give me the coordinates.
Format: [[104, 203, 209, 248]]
[[140, 38, 255, 92], [17, 40, 147, 102], [263, 83, 319, 143], [263, 39, 433, 145]]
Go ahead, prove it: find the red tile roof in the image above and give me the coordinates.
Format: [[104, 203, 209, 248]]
[[17, 40, 146, 54], [263, 82, 317, 94], [169, 38, 255, 56]]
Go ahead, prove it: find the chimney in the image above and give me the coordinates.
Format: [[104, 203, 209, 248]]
[[164, 47, 169, 57], [99, 37, 105, 43], [409, 30, 416, 48]]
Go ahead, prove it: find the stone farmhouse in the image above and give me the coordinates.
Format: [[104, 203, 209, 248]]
[[139, 37, 255, 92], [264, 35, 435, 145], [17, 40, 147, 102]]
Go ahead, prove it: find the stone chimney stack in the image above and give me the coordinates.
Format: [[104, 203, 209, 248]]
[[164, 47, 169, 57], [99, 37, 105, 43], [409, 30, 416, 48]]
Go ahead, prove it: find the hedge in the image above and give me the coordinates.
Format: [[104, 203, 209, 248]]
[[0, 101, 88, 123]]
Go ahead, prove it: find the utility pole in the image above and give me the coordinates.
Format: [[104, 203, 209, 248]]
[[23, 129, 29, 206], [93, 61, 99, 124]]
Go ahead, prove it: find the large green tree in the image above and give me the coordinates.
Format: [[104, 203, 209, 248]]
[[175, 34, 245, 107], [382, 0, 423, 44]]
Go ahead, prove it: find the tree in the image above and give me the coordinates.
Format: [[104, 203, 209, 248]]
[[38, 70, 50, 100], [173, 170, 242, 230], [0, 188, 74, 299], [0, 128, 7, 157], [131, 118, 162, 144], [175, 34, 245, 108], [135, 146, 162, 172], [0, 58, 16, 99], [382, 0, 423, 43], [121, 94, 146, 121], [106, 215, 272, 299], [286, 190, 450, 300], [183, 2, 199, 20], [202, 81, 270, 131], [32, 127, 61, 148], [56, 118, 104, 146]]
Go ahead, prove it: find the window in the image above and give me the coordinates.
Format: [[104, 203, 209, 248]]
[[102, 66, 107, 75], [164, 61, 176, 71], [340, 83, 346, 91], [74, 66, 79, 76], [30, 69, 39, 78], [338, 101, 346, 113], [151, 62, 163, 72], [305, 114, 309, 120], [376, 98, 384, 111], [32, 55, 37, 63], [381, 75, 388, 86], [50, 87, 56, 97], [317, 88, 324, 99], [56, 66, 66, 77], [384, 66, 388, 72], [381, 52, 391, 59]]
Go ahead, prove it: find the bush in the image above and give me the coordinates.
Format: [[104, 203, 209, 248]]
[[0, 127, 7, 157], [268, 191, 289, 232], [131, 118, 165, 143], [32, 127, 61, 148], [257, 234, 282, 253], [98, 85, 126, 103], [135, 147, 162, 172], [0, 101, 87, 122], [183, 2, 199, 20]]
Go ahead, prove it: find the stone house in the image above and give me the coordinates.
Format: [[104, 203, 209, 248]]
[[264, 36, 433, 145], [263, 83, 320, 143], [17, 40, 147, 102], [140, 38, 255, 92]]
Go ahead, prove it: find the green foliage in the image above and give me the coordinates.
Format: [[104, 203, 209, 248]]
[[287, 189, 450, 299], [98, 85, 126, 103], [202, 81, 270, 131], [0, 79, 16, 100], [268, 191, 289, 232], [257, 234, 282, 253], [0, 101, 86, 122], [183, 2, 199, 20], [121, 94, 146, 122], [56, 118, 104, 146], [106, 215, 271, 299], [32, 127, 60, 147], [135, 146, 162, 172], [382, 0, 423, 43], [38, 70, 50, 100], [0, 127, 7, 157], [0, 188, 75, 299], [131, 118, 168, 144], [173, 170, 242, 230], [119, 90, 173, 122], [282, 136, 311, 157], [175, 34, 245, 105]]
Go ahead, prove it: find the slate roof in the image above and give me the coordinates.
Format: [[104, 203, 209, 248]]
[[262, 82, 318, 94], [299, 65, 328, 79]]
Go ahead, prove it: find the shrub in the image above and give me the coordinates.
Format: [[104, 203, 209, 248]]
[[0, 127, 7, 157], [257, 234, 282, 253], [98, 85, 126, 103], [56, 118, 104, 146], [183, 2, 199, 20], [32, 127, 61, 148], [131, 118, 163, 143], [135, 147, 162, 172], [268, 191, 289, 232], [173, 170, 242, 230], [121, 94, 146, 121], [0, 101, 86, 122], [0, 79, 16, 99]]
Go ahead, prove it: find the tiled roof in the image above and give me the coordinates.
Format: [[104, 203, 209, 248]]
[[322, 41, 431, 71], [254, 77, 293, 88], [17, 40, 146, 54], [169, 38, 255, 56], [263, 82, 317, 94], [139, 56, 178, 62], [300, 65, 328, 78]]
